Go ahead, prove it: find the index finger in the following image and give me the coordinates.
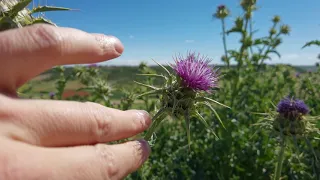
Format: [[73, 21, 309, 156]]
[[0, 24, 124, 90]]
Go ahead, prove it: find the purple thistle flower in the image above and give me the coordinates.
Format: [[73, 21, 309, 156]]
[[172, 52, 219, 92], [49, 92, 55, 99], [218, 5, 226, 10], [277, 97, 309, 119], [295, 72, 300, 78]]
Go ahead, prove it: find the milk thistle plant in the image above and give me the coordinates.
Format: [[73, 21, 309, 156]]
[[254, 97, 320, 180], [0, 0, 70, 31], [136, 52, 230, 146]]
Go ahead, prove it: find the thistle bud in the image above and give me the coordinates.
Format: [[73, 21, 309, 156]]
[[269, 28, 277, 35], [213, 4, 230, 19], [49, 92, 56, 99], [240, 0, 257, 11], [272, 15, 281, 24], [280, 25, 290, 35]]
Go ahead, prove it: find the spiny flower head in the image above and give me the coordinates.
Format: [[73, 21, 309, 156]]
[[280, 25, 290, 35], [272, 15, 281, 23], [218, 5, 226, 10], [136, 52, 230, 145], [277, 97, 309, 119], [271, 97, 311, 136], [49, 92, 55, 96], [172, 52, 219, 92], [213, 4, 229, 19], [255, 97, 319, 140]]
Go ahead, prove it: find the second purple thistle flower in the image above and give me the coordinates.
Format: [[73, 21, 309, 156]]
[[277, 97, 310, 119]]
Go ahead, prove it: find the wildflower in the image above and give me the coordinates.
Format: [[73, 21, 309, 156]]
[[49, 92, 55, 99], [280, 25, 290, 35], [254, 96, 319, 137], [213, 4, 230, 19], [269, 28, 277, 35], [277, 97, 309, 119], [136, 52, 229, 146], [172, 53, 219, 92], [254, 97, 319, 180], [240, 0, 257, 11], [295, 72, 300, 78], [272, 15, 281, 23]]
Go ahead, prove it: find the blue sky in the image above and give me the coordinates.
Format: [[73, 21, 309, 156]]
[[35, 0, 319, 66]]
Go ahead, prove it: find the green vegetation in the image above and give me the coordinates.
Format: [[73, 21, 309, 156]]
[[2, 0, 320, 179]]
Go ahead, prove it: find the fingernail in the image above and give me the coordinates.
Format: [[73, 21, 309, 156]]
[[136, 110, 152, 127], [94, 34, 124, 54], [137, 139, 151, 161]]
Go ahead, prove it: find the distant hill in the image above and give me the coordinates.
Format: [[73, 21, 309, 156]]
[[40, 64, 317, 82]]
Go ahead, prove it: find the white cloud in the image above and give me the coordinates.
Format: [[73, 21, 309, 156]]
[[129, 35, 134, 39], [185, 39, 195, 43], [266, 53, 318, 65]]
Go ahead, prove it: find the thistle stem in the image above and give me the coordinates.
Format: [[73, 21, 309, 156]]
[[144, 108, 168, 141], [221, 18, 229, 68], [273, 137, 286, 180]]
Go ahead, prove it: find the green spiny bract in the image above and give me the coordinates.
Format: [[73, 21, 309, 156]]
[[0, 0, 70, 31], [255, 98, 319, 138], [136, 52, 230, 147]]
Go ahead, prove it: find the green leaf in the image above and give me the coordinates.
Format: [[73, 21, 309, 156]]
[[302, 40, 320, 49], [194, 111, 218, 138], [133, 81, 160, 90], [152, 59, 171, 76], [226, 27, 242, 35], [0, 16, 17, 31], [144, 107, 169, 141], [197, 97, 231, 109], [8, 0, 32, 18], [135, 89, 163, 98], [184, 109, 191, 149], [204, 102, 226, 130], [136, 74, 167, 79], [249, 112, 270, 115], [266, 50, 281, 58], [30, 6, 71, 14], [253, 39, 263, 45], [28, 18, 56, 26]]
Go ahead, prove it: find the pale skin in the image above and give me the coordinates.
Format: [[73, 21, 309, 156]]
[[0, 24, 151, 180]]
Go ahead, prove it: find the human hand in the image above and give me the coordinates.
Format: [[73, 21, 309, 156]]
[[0, 24, 151, 180]]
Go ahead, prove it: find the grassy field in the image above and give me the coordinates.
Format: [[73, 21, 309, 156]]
[[23, 64, 317, 99]]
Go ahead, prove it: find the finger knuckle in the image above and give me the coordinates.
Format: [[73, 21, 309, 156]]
[[94, 144, 119, 179], [84, 102, 112, 142], [28, 24, 62, 55]]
